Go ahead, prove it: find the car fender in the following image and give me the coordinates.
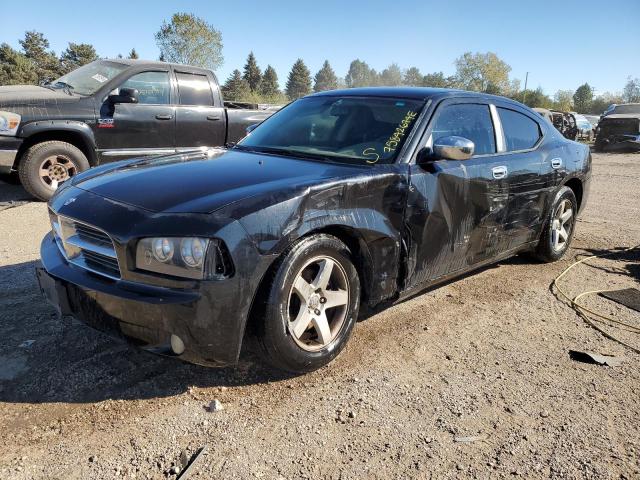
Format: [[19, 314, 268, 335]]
[[18, 120, 98, 165]]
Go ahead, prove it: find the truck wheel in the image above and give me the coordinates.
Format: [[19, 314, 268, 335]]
[[258, 234, 360, 373], [18, 141, 90, 201], [534, 186, 577, 263]]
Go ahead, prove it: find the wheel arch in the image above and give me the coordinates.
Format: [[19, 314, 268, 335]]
[[243, 225, 376, 341], [562, 177, 584, 212], [15, 122, 98, 169]]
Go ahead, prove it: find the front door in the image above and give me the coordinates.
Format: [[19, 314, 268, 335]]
[[95, 70, 175, 161], [404, 100, 509, 290]]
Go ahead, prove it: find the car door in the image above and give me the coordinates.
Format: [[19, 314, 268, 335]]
[[174, 70, 226, 150], [404, 99, 510, 290], [493, 104, 547, 247], [95, 70, 175, 160]]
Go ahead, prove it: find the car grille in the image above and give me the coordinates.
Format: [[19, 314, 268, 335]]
[[49, 210, 121, 280]]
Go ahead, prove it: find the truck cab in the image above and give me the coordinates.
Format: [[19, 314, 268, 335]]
[[0, 59, 278, 200]]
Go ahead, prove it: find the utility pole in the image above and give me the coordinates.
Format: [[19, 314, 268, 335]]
[[522, 72, 529, 104]]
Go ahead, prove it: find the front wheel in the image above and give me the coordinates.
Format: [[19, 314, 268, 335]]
[[535, 186, 578, 262], [257, 234, 361, 373], [18, 141, 90, 201]]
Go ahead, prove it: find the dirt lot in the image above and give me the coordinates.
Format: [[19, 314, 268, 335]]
[[0, 152, 639, 479]]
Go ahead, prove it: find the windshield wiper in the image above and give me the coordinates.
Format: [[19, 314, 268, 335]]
[[234, 145, 339, 162], [51, 81, 76, 96]]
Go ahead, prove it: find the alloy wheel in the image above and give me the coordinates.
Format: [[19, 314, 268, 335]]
[[551, 199, 574, 252], [287, 255, 350, 352], [39, 155, 77, 190]]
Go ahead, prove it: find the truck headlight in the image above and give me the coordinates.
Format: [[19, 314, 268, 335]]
[[0, 111, 21, 136], [136, 237, 218, 280]]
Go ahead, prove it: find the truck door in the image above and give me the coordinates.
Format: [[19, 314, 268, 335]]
[[404, 100, 509, 290], [95, 70, 175, 160], [174, 71, 226, 150]]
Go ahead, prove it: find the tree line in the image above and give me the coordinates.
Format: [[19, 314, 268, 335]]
[[2, 12, 639, 114]]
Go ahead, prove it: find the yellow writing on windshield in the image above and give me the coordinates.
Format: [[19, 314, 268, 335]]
[[383, 110, 417, 153]]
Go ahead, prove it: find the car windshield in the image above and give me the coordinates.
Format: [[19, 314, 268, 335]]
[[236, 95, 425, 165], [48, 60, 128, 96]]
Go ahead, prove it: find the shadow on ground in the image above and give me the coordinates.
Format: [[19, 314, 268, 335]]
[[0, 260, 291, 406], [0, 174, 33, 204]]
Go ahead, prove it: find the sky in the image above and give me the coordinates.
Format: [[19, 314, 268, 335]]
[[1, 0, 638, 96]]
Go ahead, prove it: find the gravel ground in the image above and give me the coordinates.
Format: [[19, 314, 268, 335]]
[[0, 152, 639, 479]]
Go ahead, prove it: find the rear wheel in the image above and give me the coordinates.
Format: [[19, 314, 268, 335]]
[[535, 186, 577, 262], [18, 141, 89, 201], [257, 234, 360, 373]]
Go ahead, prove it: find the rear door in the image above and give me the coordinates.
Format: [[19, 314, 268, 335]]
[[95, 70, 175, 159], [404, 99, 509, 289], [493, 104, 547, 246], [174, 70, 226, 150]]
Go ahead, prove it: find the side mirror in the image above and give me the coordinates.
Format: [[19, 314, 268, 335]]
[[108, 87, 139, 104], [246, 123, 259, 135], [432, 136, 474, 161]]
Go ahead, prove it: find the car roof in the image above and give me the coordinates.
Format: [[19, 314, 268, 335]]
[[103, 58, 212, 74], [308, 87, 527, 108], [602, 113, 640, 120]]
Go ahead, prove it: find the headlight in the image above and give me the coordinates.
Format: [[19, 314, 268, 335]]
[[0, 111, 21, 136], [136, 237, 213, 280]]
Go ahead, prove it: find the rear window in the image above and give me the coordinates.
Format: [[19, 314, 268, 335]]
[[176, 72, 214, 106], [497, 107, 541, 151]]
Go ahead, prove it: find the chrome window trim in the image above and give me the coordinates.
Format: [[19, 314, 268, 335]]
[[489, 104, 506, 153]]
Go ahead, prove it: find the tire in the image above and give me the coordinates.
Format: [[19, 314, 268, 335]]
[[18, 141, 90, 201], [257, 234, 361, 373], [535, 186, 578, 262]]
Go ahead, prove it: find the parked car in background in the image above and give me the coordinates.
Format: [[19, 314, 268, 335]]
[[601, 103, 640, 119], [595, 112, 640, 152], [0, 59, 280, 200], [37, 87, 591, 373], [573, 113, 595, 141], [583, 114, 599, 129], [533, 108, 578, 140]]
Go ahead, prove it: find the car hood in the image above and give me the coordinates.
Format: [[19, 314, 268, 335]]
[[72, 149, 365, 214], [0, 85, 79, 108]]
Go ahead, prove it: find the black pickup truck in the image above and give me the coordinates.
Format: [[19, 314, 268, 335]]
[[0, 59, 279, 200]]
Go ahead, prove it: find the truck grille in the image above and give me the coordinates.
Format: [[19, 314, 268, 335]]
[[49, 210, 121, 280]]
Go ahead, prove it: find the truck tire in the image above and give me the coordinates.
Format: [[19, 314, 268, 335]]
[[18, 141, 89, 201], [257, 234, 361, 373], [534, 186, 577, 263]]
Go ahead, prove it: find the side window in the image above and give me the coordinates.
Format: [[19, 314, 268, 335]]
[[431, 104, 496, 155], [120, 71, 170, 105], [497, 107, 541, 151], [176, 72, 214, 106]]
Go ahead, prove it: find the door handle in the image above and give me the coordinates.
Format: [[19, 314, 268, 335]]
[[492, 166, 508, 179], [551, 157, 563, 169], [206, 115, 222, 121], [155, 114, 173, 120]]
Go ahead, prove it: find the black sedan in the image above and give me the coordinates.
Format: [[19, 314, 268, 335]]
[[37, 88, 591, 373]]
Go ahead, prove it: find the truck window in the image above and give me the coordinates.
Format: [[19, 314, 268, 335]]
[[431, 104, 496, 155], [497, 107, 541, 151], [120, 71, 170, 105], [176, 72, 214, 106]]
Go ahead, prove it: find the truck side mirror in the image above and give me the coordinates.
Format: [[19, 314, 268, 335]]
[[108, 87, 139, 104]]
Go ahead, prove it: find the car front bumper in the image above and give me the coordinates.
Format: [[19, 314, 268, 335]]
[[0, 136, 22, 174], [38, 227, 270, 367]]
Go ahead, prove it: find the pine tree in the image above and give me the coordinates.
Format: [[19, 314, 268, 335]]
[[59, 43, 98, 74], [285, 59, 312, 100], [222, 69, 250, 101], [260, 65, 280, 97], [19, 31, 61, 84], [0, 43, 38, 85], [243, 52, 262, 92], [403, 67, 423, 87], [380, 63, 403, 86], [313, 60, 338, 92], [128, 48, 139, 60]]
